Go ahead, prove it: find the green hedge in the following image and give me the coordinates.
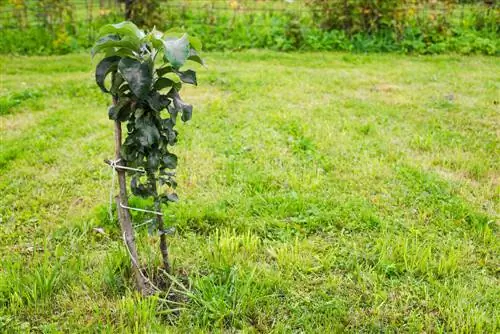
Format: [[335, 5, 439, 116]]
[[0, 4, 497, 55]]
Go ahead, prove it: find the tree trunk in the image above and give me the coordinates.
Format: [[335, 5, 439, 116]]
[[113, 116, 147, 294], [125, 0, 134, 20], [149, 175, 172, 274], [155, 198, 172, 274]]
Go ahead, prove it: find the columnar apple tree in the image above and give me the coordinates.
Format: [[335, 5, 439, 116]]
[[92, 21, 203, 293]]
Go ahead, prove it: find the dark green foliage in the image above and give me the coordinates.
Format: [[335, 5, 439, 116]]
[[93, 21, 203, 204], [305, 0, 402, 34], [95, 56, 121, 93], [117, 58, 153, 99]]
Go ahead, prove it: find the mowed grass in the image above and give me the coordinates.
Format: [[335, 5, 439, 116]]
[[0, 51, 498, 332]]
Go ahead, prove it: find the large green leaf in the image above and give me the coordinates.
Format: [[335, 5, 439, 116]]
[[131, 175, 154, 198], [92, 34, 119, 57], [167, 193, 179, 202], [168, 88, 193, 122], [163, 27, 185, 36], [146, 91, 170, 112], [135, 114, 160, 147], [118, 58, 153, 99], [163, 34, 190, 69], [154, 78, 175, 91], [105, 47, 135, 59], [108, 97, 132, 121], [147, 151, 160, 170], [162, 29, 201, 51], [162, 152, 178, 169], [187, 49, 205, 66], [161, 118, 178, 145], [95, 56, 120, 93], [98, 21, 145, 42], [110, 72, 125, 95], [166, 105, 178, 125], [159, 192, 179, 203], [121, 136, 142, 164], [91, 34, 139, 57], [156, 65, 173, 77], [188, 36, 203, 51], [176, 69, 197, 85]]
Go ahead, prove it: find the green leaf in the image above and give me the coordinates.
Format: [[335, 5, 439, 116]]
[[156, 65, 173, 77], [147, 151, 160, 170], [163, 27, 185, 36], [131, 175, 154, 198], [176, 69, 197, 85], [159, 175, 177, 189], [108, 97, 132, 121], [166, 105, 178, 125], [162, 153, 178, 169], [161, 118, 178, 145], [95, 56, 120, 93], [168, 88, 193, 122], [181, 107, 192, 122], [118, 58, 153, 99], [159, 73, 182, 91], [163, 34, 190, 69], [134, 108, 144, 119], [147, 28, 164, 49], [92, 34, 139, 57], [105, 47, 135, 58], [110, 72, 125, 96], [119, 84, 130, 94], [92, 34, 119, 57], [98, 21, 145, 42], [188, 36, 203, 51], [121, 137, 141, 164], [167, 193, 179, 202], [164, 72, 181, 84], [163, 31, 202, 51], [146, 91, 170, 112], [136, 114, 160, 147], [154, 77, 175, 91], [160, 192, 179, 203], [187, 49, 204, 66]]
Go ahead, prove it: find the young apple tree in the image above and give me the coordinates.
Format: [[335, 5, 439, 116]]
[[92, 21, 203, 294]]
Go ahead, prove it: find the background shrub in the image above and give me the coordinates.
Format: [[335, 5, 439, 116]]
[[0, 0, 497, 55]]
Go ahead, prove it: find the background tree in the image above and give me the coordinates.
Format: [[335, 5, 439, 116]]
[[120, 0, 162, 27]]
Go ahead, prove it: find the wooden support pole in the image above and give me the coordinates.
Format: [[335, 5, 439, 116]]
[[113, 114, 147, 294]]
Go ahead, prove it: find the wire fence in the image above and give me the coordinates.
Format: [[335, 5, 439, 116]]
[[0, 0, 497, 31]]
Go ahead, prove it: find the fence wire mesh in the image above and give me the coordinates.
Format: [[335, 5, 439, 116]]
[[1, 1, 497, 29]]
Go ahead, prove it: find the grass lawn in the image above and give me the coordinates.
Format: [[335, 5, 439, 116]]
[[0, 51, 498, 332]]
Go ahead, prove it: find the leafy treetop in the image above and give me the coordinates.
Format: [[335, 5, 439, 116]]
[[92, 21, 203, 204]]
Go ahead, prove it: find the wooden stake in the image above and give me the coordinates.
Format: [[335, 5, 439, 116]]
[[114, 117, 147, 294]]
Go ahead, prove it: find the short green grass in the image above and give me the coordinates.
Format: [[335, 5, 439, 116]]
[[0, 51, 498, 333]]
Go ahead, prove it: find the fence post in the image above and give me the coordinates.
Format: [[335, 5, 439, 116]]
[[125, 0, 133, 20]]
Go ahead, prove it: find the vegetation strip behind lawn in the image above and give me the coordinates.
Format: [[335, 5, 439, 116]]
[[0, 51, 498, 332]]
